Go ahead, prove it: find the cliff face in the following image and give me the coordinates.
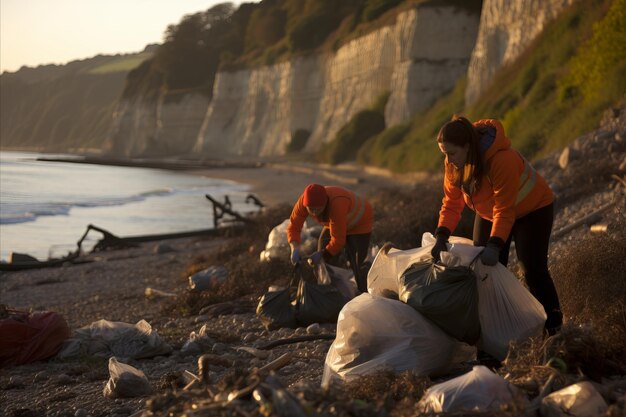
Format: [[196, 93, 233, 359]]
[[465, 0, 575, 105], [109, 0, 579, 158], [108, 92, 210, 157], [195, 4, 480, 157]]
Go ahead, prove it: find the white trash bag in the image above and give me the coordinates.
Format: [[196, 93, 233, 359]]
[[540, 381, 608, 417], [259, 219, 318, 262], [448, 242, 547, 360], [418, 365, 523, 413], [322, 293, 475, 386], [367, 233, 473, 298], [103, 357, 152, 398]]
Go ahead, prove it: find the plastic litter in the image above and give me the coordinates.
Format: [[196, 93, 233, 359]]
[[57, 319, 172, 360], [103, 357, 152, 398], [417, 365, 523, 413], [540, 381, 608, 417], [181, 324, 215, 355], [189, 265, 228, 292], [322, 293, 475, 385], [259, 219, 318, 262]]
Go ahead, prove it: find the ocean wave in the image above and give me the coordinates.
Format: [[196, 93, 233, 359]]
[[0, 188, 176, 225]]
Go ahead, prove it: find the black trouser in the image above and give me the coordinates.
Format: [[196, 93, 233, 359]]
[[473, 203, 562, 329], [318, 227, 371, 293]]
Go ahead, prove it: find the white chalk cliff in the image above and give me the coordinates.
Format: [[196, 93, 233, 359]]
[[465, 0, 576, 105], [108, 0, 577, 158], [194, 4, 480, 157]]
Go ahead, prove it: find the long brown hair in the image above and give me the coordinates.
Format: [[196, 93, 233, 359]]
[[437, 115, 484, 192]]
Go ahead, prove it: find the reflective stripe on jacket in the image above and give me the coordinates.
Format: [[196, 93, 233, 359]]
[[438, 119, 554, 241], [287, 186, 373, 256]]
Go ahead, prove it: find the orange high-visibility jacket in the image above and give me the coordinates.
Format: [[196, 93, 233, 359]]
[[438, 119, 554, 242], [287, 186, 373, 256]]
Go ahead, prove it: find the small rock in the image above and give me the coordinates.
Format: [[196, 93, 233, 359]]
[[34, 371, 48, 382], [306, 323, 321, 335], [74, 409, 88, 417], [153, 243, 175, 254], [242, 333, 256, 342], [212, 343, 226, 355], [294, 327, 307, 336], [55, 374, 73, 385], [194, 315, 209, 324]]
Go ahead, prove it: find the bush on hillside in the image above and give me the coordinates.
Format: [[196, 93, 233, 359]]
[[320, 110, 385, 164], [559, 0, 626, 102], [362, 0, 403, 22]]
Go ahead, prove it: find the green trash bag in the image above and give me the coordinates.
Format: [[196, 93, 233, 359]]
[[399, 261, 480, 344]]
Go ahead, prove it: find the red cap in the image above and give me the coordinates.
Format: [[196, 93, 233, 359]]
[[303, 184, 327, 207]]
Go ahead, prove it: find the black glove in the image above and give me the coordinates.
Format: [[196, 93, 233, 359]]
[[480, 237, 504, 266], [431, 227, 450, 261]]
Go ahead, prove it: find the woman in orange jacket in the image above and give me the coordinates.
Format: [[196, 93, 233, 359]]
[[288, 183, 373, 293], [431, 115, 562, 334]]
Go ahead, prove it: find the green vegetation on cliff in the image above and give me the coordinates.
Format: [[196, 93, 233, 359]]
[[354, 0, 625, 173], [126, 0, 415, 98], [0, 51, 152, 151]]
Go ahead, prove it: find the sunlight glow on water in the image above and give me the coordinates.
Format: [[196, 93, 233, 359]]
[[0, 151, 254, 261]]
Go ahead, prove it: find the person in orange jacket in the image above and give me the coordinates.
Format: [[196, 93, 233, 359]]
[[431, 115, 562, 335], [288, 183, 373, 293]]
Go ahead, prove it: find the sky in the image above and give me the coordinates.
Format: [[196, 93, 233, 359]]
[[0, 0, 247, 73]]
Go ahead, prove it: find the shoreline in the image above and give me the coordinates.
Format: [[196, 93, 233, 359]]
[[30, 153, 431, 207]]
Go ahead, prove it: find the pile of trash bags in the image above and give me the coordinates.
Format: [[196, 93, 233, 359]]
[[323, 232, 547, 383], [256, 263, 358, 330]]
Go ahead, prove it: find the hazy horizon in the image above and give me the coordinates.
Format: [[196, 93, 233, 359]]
[[0, 0, 250, 73]]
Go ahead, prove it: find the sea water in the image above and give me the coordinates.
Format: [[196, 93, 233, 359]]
[[0, 151, 256, 262]]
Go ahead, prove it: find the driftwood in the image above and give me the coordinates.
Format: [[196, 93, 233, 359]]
[[257, 334, 336, 350], [552, 201, 616, 239], [205, 194, 255, 228]]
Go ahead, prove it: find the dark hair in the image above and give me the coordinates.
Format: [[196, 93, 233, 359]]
[[437, 115, 484, 191]]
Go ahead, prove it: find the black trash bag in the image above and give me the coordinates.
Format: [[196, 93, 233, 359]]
[[399, 260, 480, 344], [256, 286, 297, 330], [295, 279, 346, 326]]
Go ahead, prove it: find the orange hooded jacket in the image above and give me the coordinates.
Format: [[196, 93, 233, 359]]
[[287, 186, 373, 256], [438, 119, 554, 242]]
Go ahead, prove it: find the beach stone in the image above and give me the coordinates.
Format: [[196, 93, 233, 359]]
[[242, 333, 256, 343], [306, 323, 321, 335], [74, 409, 88, 417], [212, 343, 227, 355], [153, 243, 175, 254], [34, 371, 49, 382], [194, 315, 209, 324], [54, 374, 73, 385]]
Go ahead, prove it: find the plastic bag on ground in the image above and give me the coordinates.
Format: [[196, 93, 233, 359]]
[[540, 381, 608, 417], [399, 260, 480, 344], [188, 266, 228, 292], [367, 233, 473, 297], [418, 365, 523, 413], [57, 319, 172, 360], [103, 357, 152, 398], [0, 309, 71, 367], [448, 241, 547, 360], [322, 293, 475, 386]]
